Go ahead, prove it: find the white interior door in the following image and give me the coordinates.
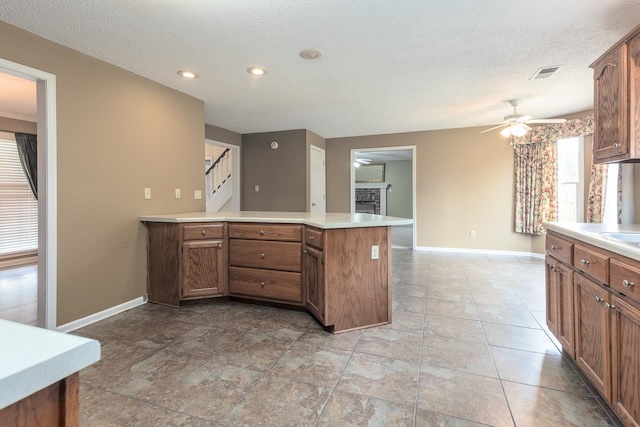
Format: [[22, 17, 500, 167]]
[[310, 146, 326, 213]]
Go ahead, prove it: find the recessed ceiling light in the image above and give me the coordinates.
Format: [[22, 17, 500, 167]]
[[177, 70, 199, 79], [247, 67, 267, 76], [299, 49, 322, 60]]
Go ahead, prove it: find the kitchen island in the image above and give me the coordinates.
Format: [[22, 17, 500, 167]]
[[141, 212, 412, 333], [0, 319, 100, 426], [544, 222, 640, 427]]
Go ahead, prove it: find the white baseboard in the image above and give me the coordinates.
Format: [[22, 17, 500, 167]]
[[57, 296, 147, 333], [414, 246, 545, 259]]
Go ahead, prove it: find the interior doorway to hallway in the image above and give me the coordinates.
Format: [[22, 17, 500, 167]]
[[205, 139, 241, 212]]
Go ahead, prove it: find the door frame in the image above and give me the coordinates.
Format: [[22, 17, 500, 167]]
[[0, 58, 57, 329], [350, 145, 416, 249], [205, 139, 241, 211]]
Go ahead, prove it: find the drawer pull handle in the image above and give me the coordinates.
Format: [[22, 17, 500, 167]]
[[551, 245, 559, 250], [605, 302, 616, 310], [259, 230, 265, 236], [308, 236, 314, 240], [260, 253, 265, 259], [260, 282, 265, 288], [218, 243, 222, 249], [202, 230, 206, 236], [613, 142, 622, 148], [623, 279, 635, 288], [303, 249, 308, 254], [594, 296, 604, 303], [581, 259, 590, 266]]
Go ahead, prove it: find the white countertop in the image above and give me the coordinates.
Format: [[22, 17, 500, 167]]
[[140, 211, 413, 229], [0, 320, 100, 410], [544, 222, 640, 261]]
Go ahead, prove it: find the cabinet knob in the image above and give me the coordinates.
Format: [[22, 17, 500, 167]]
[[260, 253, 265, 259], [594, 296, 604, 303], [613, 142, 622, 148], [259, 230, 265, 236], [260, 282, 265, 288], [308, 236, 314, 240], [551, 245, 559, 250], [303, 249, 308, 254], [605, 302, 616, 310], [581, 259, 590, 266], [202, 230, 206, 236], [623, 279, 635, 288]]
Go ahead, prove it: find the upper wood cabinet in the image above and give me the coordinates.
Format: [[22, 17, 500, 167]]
[[592, 24, 640, 163]]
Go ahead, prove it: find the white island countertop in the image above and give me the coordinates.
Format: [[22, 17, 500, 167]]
[[140, 211, 413, 229], [544, 222, 640, 261], [0, 319, 100, 410]]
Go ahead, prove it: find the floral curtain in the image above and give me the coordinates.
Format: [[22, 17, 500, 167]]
[[586, 163, 607, 223], [514, 141, 557, 234], [513, 116, 594, 235]]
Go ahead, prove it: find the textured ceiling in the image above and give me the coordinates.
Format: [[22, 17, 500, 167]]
[[1, 1, 640, 138]]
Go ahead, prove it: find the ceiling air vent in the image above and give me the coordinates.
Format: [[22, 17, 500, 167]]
[[530, 66, 562, 80]]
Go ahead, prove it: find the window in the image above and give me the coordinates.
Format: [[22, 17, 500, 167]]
[[557, 136, 584, 222], [0, 136, 38, 258]]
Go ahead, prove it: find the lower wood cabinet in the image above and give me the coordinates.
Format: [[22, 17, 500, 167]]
[[182, 239, 226, 299], [304, 245, 325, 322], [546, 256, 575, 357], [611, 295, 640, 426], [574, 273, 612, 402]]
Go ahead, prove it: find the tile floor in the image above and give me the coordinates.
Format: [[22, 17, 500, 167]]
[[74, 249, 623, 426], [0, 264, 37, 325]]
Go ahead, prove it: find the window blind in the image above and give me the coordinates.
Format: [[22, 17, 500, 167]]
[[0, 138, 38, 256]]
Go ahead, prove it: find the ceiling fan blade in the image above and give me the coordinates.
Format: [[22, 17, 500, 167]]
[[526, 118, 567, 124], [479, 124, 509, 134], [356, 158, 371, 164]]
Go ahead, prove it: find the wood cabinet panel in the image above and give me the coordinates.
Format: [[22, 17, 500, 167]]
[[574, 273, 612, 402], [183, 223, 224, 240], [146, 222, 181, 306], [628, 32, 640, 161], [611, 295, 640, 427], [229, 239, 302, 272], [304, 227, 324, 250], [610, 258, 640, 305], [574, 244, 609, 284], [546, 256, 560, 336], [304, 245, 325, 322], [229, 266, 302, 304], [228, 223, 302, 242], [546, 256, 575, 357], [546, 233, 573, 265], [182, 240, 226, 299]]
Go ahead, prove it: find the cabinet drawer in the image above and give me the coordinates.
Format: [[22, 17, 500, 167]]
[[229, 239, 302, 272], [574, 244, 609, 284], [304, 227, 323, 250], [183, 223, 224, 240], [229, 266, 302, 303], [610, 258, 640, 303], [228, 223, 302, 242], [546, 234, 573, 264]]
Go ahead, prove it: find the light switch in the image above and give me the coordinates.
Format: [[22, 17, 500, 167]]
[[175, 189, 181, 199], [371, 245, 379, 260], [144, 188, 151, 199], [255, 185, 260, 192], [194, 190, 202, 200]]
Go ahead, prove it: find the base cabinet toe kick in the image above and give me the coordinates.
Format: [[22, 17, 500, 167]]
[[545, 228, 640, 427], [144, 220, 393, 333]]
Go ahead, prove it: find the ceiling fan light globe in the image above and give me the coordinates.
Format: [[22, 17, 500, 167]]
[[511, 124, 529, 137], [500, 127, 513, 137]]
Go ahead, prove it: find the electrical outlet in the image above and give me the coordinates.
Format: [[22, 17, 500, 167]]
[[194, 190, 202, 200], [175, 188, 181, 199], [470, 230, 476, 237], [371, 245, 379, 260], [255, 185, 260, 192], [144, 188, 151, 199]]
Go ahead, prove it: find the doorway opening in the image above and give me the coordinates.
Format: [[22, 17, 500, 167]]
[[205, 139, 240, 212], [0, 58, 57, 329], [350, 146, 416, 249]]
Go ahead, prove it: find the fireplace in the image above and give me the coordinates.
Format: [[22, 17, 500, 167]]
[[355, 183, 388, 215]]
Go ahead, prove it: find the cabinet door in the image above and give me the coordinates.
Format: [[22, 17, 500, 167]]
[[556, 262, 575, 357], [574, 273, 611, 402], [304, 246, 325, 322], [182, 240, 226, 299], [611, 296, 640, 427], [545, 257, 560, 335], [593, 45, 628, 162]]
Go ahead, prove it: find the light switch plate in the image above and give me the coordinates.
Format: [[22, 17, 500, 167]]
[[371, 245, 379, 260], [144, 188, 151, 199], [175, 189, 181, 199], [194, 190, 202, 200]]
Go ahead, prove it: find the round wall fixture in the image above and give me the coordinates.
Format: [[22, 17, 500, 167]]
[[270, 141, 279, 149], [299, 49, 322, 60]]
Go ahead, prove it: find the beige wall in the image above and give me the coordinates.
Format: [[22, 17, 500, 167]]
[[385, 160, 413, 218], [0, 22, 205, 325], [242, 129, 307, 211]]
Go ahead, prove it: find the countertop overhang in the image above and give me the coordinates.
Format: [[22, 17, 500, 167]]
[[140, 211, 413, 229], [544, 222, 640, 261], [0, 320, 100, 410]]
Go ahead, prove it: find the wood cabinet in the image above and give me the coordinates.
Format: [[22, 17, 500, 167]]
[[145, 222, 227, 307], [304, 227, 325, 322], [574, 273, 611, 402], [591, 23, 640, 163], [228, 223, 304, 305], [546, 229, 640, 426], [546, 256, 575, 357]]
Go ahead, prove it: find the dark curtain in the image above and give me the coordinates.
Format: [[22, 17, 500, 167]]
[[14, 132, 37, 200]]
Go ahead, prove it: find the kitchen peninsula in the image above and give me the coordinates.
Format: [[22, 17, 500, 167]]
[[141, 212, 412, 333]]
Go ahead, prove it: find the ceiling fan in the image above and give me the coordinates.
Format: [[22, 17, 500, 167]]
[[480, 99, 567, 137], [353, 157, 371, 168]]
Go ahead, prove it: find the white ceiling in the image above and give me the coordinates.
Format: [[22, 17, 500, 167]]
[[0, 72, 36, 122], [1, 1, 640, 138], [356, 150, 413, 162]]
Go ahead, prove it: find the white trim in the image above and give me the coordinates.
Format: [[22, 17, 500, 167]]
[[205, 139, 241, 211], [0, 58, 58, 329], [56, 297, 147, 333], [415, 246, 545, 259]]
